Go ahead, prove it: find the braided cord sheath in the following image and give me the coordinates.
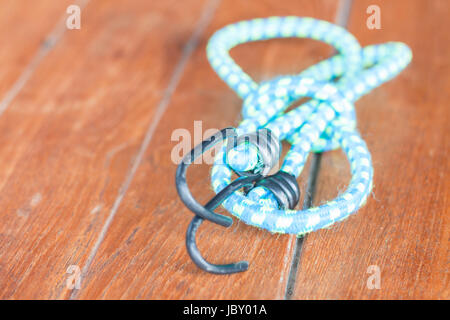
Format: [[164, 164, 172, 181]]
[[207, 17, 412, 235]]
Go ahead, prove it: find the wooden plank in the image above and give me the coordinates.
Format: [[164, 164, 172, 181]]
[[0, 0, 211, 299], [293, 0, 449, 299], [0, 0, 74, 101], [75, 0, 340, 299]]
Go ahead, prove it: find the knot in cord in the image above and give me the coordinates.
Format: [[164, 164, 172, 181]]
[[207, 17, 412, 235]]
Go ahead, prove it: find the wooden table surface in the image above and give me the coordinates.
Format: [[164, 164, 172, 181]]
[[0, 0, 447, 299]]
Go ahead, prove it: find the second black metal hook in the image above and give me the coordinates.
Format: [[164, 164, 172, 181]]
[[175, 127, 259, 274], [185, 175, 260, 274], [176, 126, 299, 274]]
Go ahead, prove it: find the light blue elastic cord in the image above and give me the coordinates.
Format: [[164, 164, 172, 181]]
[[207, 17, 412, 235]]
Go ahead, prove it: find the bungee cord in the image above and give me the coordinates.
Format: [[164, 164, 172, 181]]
[[176, 16, 412, 273]]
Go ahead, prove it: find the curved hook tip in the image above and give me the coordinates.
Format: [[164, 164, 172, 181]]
[[186, 216, 250, 275], [202, 261, 249, 275], [232, 261, 249, 273]]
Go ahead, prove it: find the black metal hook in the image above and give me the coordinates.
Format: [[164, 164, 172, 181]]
[[175, 127, 263, 274], [176, 126, 300, 274], [185, 175, 260, 274], [175, 127, 238, 228]]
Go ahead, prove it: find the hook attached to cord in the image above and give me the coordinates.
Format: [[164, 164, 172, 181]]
[[185, 175, 261, 274], [176, 127, 300, 274], [175, 127, 261, 274]]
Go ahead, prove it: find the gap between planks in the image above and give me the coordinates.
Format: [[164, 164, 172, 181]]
[[0, 0, 90, 116], [69, 0, 222, 299], [0, 0, 352, 299], [284, 0, 354, 299]]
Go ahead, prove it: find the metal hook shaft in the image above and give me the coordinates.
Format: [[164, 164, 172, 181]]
[[176, 127, 237, 227], [184, 175, 260, 274]]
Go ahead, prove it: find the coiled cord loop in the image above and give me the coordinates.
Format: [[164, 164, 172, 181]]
[[207, 17, 412, 235]]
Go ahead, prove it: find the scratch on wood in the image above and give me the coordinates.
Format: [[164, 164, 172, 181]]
[[0, 0, 91, 117], [104, 143, 129, 168], [16, 193, 43, 217], [90, 204, 103, 215]]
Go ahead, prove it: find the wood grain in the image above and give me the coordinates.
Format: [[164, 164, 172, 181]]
[[0, 0, 74, 100], [0, 0, 447, 300], [75, 0, 339, 299], [292, 0, 449, 299], [0, 0, 210, 299]]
